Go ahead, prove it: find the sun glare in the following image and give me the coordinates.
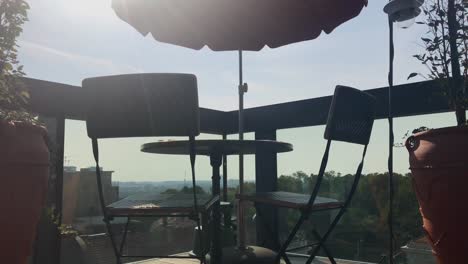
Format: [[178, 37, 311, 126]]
[[61, 0, 113, 20]]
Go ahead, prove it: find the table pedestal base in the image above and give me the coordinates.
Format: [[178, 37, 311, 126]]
[[206, 246, 278, 264]]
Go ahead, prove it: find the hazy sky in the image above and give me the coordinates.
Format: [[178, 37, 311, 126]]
[[18, 0, 461, 181]]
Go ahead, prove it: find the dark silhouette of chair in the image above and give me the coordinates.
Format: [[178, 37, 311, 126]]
[[84, 73, 217, 264], [238, 85, 376, 264]]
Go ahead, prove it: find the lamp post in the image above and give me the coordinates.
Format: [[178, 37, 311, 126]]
[[383, 1, 424, 263]]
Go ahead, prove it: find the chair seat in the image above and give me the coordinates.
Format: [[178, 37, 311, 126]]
[[106, 192, 219, 217], [237, 191, 343, 210]]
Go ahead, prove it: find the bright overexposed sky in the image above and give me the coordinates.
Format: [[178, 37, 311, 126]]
[[18, 0, 461, 181]]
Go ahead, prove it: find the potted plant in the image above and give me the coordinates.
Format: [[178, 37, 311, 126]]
[[406, 0, 467, 263], [0, 1, 50, 263]]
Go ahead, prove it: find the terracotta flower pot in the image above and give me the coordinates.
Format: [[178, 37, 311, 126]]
[[406, 126, 468, 264], [0, 121, 49, 264]]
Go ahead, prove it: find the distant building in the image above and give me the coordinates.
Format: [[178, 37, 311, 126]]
[[64, 166, 78, 173], [62, 167, 119, 228]]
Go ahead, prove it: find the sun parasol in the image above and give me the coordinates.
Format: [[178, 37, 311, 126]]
[[112, 0, 367, 51], [111, 0, 368, 261]]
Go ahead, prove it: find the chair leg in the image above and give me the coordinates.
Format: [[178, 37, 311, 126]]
[[310, 229, 336, 264], [274, 212, 309, 264], [100, 215, 208, 263], [119, 217, 131, 256], [255, 205, 293, 264], [305, 207, 348, 264], [102, 217, 122, 264]]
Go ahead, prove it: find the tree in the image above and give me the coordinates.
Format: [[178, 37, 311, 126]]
[[0, 0, 33, 122], [180, 185, 206, 195], [161, 188, 179, 195], [277, 171, 422, 262], [162, 186, 206, 195], [410, 0, 467, 124]]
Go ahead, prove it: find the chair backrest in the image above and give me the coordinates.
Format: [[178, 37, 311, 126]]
[[83, 73, 200, 139], [305, 86, 376, 213], [324, 85, 376, 145]]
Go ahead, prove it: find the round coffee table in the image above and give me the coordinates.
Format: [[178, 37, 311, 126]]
[[141, 139, 293, 264]]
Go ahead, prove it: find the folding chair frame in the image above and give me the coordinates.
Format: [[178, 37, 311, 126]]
[[254, 139, 368, 264], [91, 136, 207, 264]]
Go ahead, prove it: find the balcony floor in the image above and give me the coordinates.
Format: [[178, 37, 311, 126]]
[[131, 254, 376, 264]]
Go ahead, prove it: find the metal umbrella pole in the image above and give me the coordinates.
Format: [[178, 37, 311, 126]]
[[227, 49, 277, 264], [237, 49, 247, 249], [387, 18, 395, 264]]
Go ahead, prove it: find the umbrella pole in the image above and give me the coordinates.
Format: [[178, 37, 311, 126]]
[[387, 18, 395, 264], [225, 51, 279, 264], [237, 49, 247, 249]]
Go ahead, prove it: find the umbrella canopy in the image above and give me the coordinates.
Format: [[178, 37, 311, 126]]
[[112, 0, 368, 51]]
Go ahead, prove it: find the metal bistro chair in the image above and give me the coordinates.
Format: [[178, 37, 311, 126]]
[[83, 73, 218, 264], [238, 86, 376, 264]]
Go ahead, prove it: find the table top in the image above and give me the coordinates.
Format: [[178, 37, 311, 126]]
[[141, 139, 293, 156], [106, 192, 218, 216]]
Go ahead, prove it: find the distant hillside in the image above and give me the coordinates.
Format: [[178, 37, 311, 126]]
[[114, 179, 243, 199]]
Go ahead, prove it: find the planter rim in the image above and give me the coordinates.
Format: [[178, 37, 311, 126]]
[[0, 120, 49, 165], [413, 125, 468, 138], [0, 120, 47, 137]]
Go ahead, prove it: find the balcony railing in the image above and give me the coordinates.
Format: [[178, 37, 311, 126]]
[[24, 77, 451, 264]]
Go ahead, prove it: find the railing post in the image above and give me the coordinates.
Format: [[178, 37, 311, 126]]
[[254, 130, 278, 250], [32, 115, 65, 264], [222, 134, 228, 201]]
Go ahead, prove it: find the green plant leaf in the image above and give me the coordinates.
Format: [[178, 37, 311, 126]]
[[407, 73, 418, 80], [0, 0, 36, 124], [20, 90, 30, 99], [422, 37, 432, 42]]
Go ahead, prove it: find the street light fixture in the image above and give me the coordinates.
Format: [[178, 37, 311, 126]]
[[384, 0, 424, 27]]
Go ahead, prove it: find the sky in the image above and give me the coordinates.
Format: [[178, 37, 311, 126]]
[[18, 0, 461, 181]]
